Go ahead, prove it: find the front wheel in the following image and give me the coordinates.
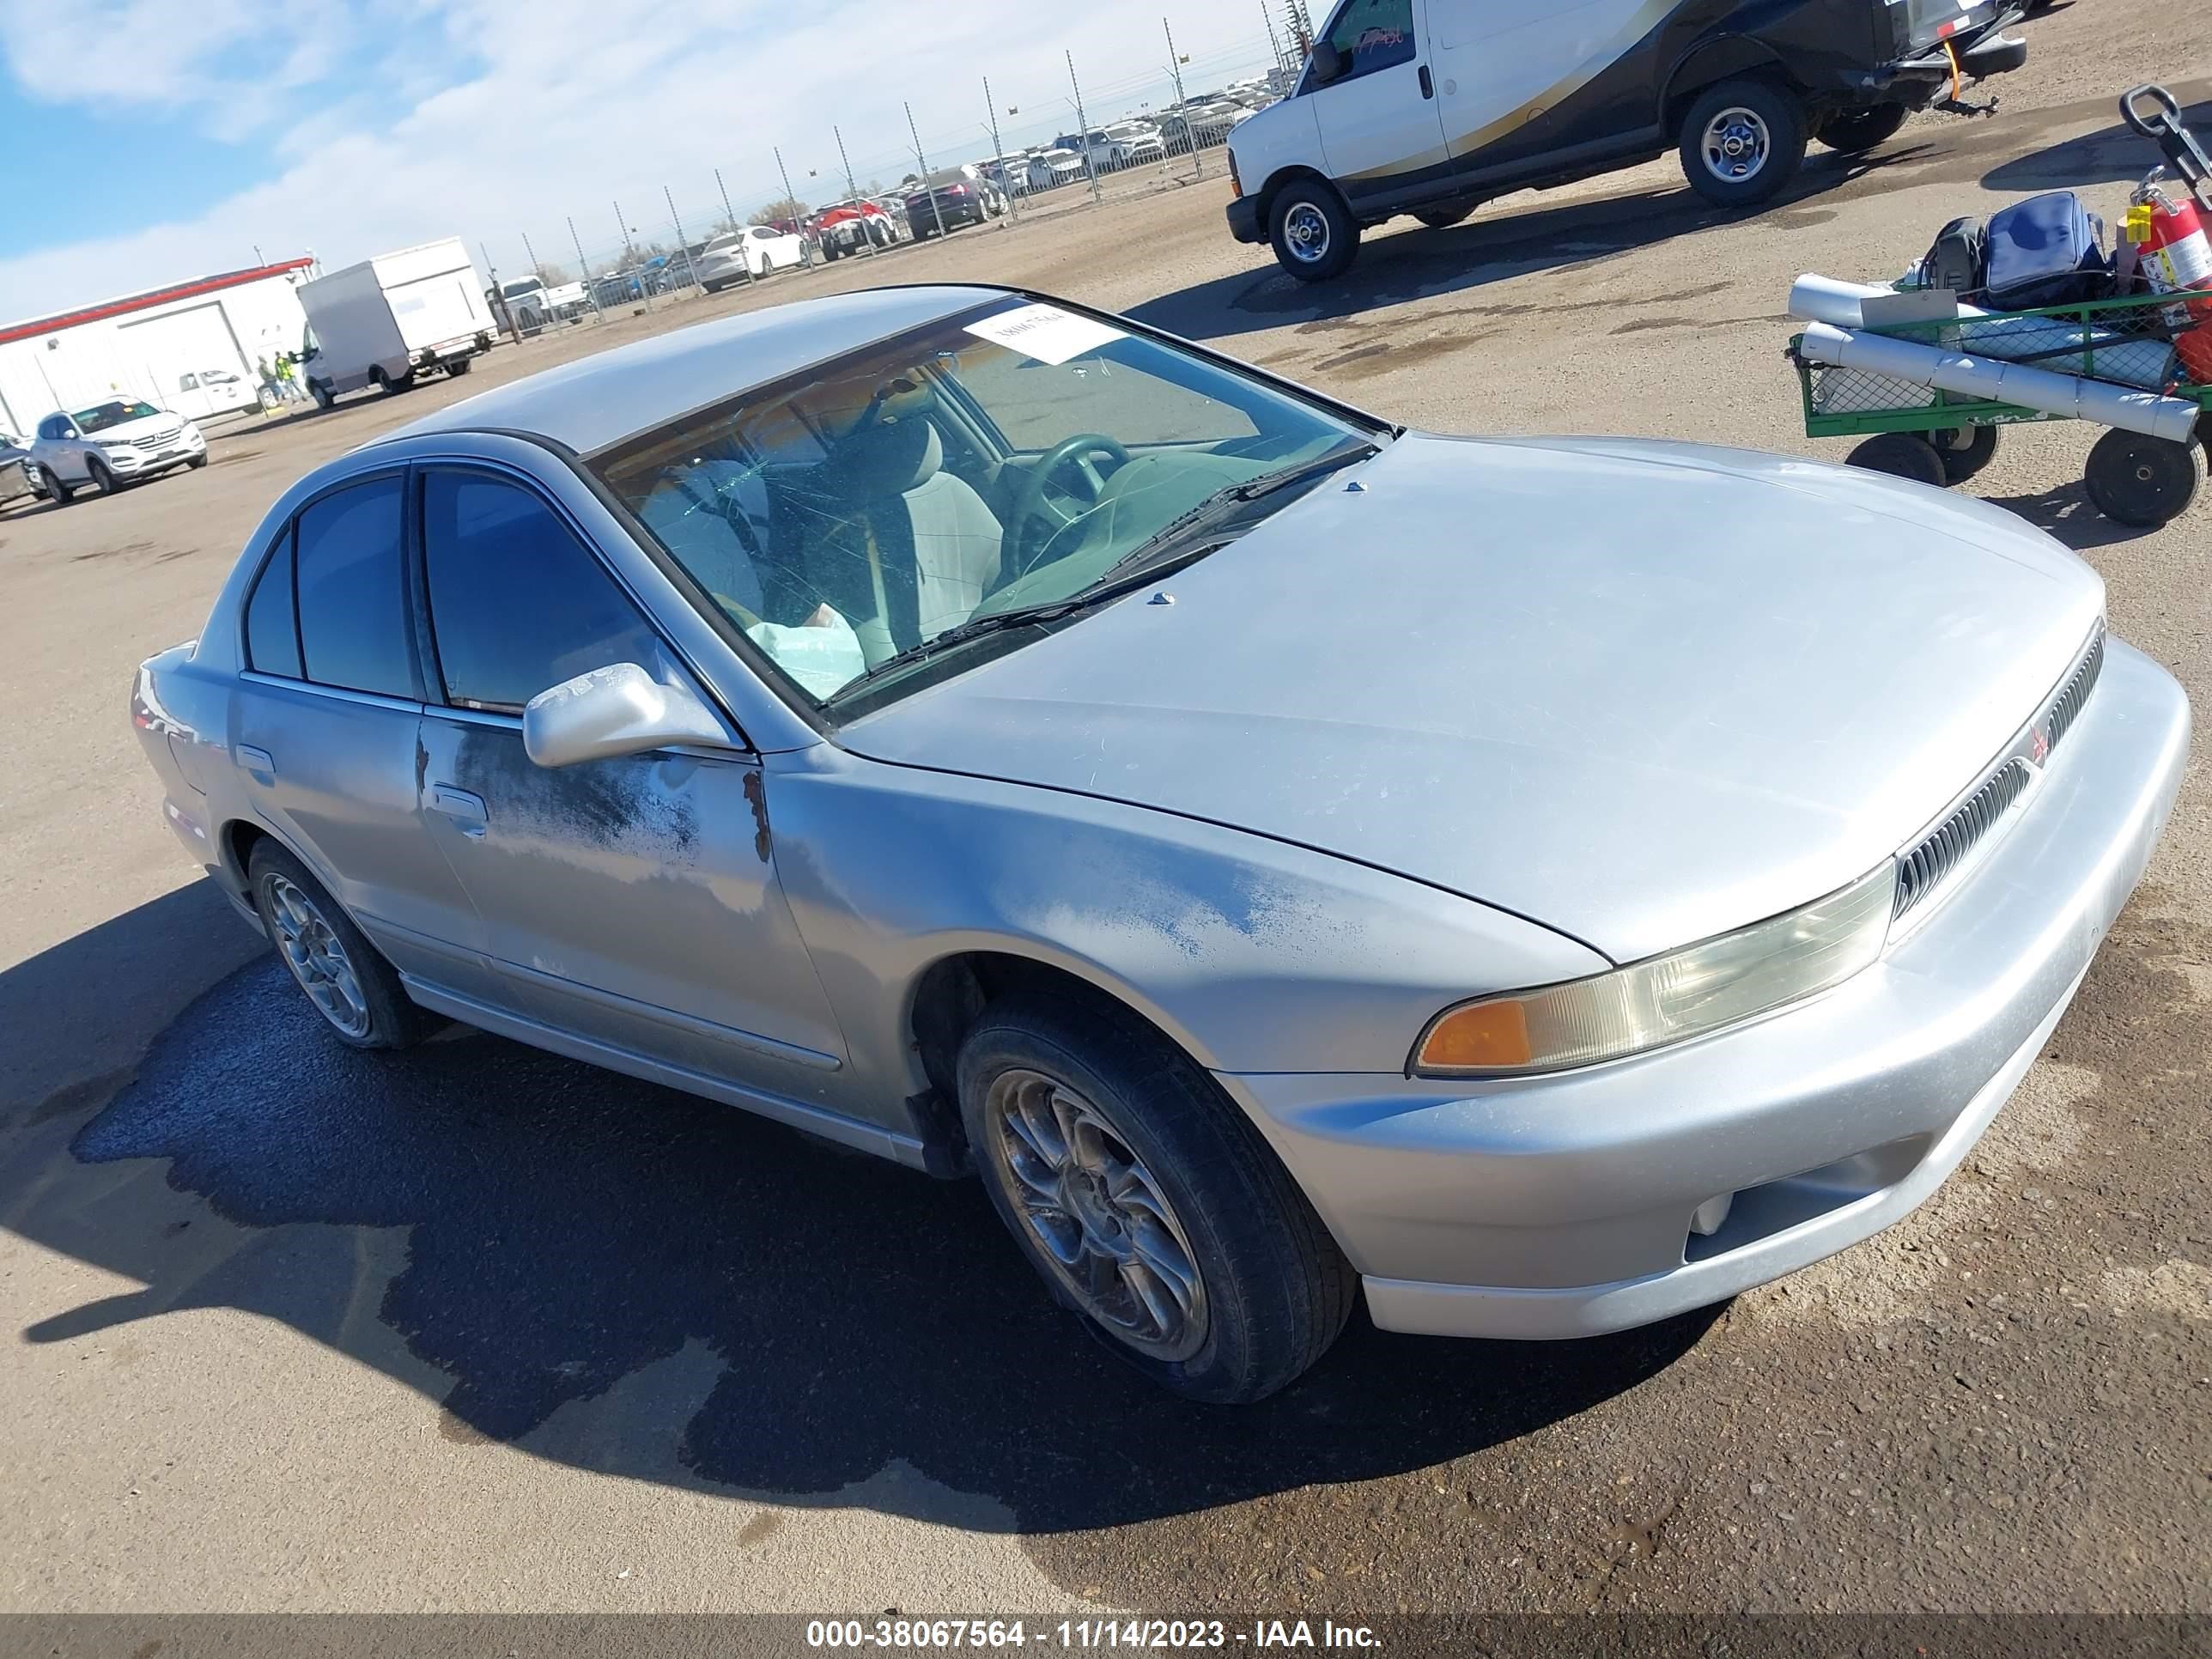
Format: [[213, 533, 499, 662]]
[[1680, 78, 1808, 208], [958, 994, 1355, 1403], [1268, 179, 1359, 283], [309, 380, 335, 411], [248, 842, 428, 1050], [2083, 428, 2204, 527], [1817, 103, 1909, 155], [187, 453, 209, 469], [87, 457, 121, 496]]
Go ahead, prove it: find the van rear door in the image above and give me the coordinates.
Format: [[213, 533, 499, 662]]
[[1304, 0, 1451, 207], [1431, 0, 1668, 179]]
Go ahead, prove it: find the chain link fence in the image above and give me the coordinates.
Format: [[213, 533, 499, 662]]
[[475, 16, 1309, 337]]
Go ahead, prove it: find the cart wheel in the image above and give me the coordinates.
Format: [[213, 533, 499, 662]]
[[1847, 433, 1947, 487], [2083, 429, 2204, 527], [1930, 424, 2001, 485]]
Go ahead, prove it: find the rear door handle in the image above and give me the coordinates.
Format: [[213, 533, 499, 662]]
[[1419, 64, 1434, 100], [431, 785, 489, 838]]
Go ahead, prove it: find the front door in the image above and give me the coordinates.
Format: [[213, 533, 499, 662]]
[[410, 465, 849, 1097], [1304, 0, 1450, 208]]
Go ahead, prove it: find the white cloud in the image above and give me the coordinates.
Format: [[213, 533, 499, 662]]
[[0, 0, 1275, 319]]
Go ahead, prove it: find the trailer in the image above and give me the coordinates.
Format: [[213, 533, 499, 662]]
[[295, 238, 495, 410]]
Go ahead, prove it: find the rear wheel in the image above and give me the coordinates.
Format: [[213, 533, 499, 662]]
[[1847, 431, 1948, 486], [1817, 103, 1909, 155], [1680, 78, 1808, 207], [1930, 423, 2001, 484], [40, 466, 72, 504], [2083, 429, 2204, 526], [958, 993, 1355, 1403], [447, 356, 471, 376], [1268, 179, 1359, 283], [248, 842, 428, 1050]]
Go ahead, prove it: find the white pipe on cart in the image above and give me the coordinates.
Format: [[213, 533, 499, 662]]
[[1798, 321, 2202, 443], [1790, 274, 2177, 386]]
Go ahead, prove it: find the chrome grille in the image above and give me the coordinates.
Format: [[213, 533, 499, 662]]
[[1892, 624, 2106, 922]]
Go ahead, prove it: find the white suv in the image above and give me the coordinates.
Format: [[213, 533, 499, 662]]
[[31, 399, 207, 501]]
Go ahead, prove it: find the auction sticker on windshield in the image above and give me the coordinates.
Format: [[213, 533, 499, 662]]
[[965, 302, 1125, 365]]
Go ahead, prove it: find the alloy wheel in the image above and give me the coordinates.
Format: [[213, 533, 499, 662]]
[[1283, 201, 1332, 265], [986, 1068, 1209, 1360], [266, 874, 373, 1039]]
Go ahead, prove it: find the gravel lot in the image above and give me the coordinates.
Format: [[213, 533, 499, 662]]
[[2, 3, 2206, 1620]]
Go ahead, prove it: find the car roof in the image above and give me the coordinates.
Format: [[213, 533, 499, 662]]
[[380, 284, 1001, 457]]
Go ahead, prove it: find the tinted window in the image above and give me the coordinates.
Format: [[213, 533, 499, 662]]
[[244, 531, 302, 678], [422, 471, 670, 712], [295, 476, 414, 697], [1322, 0, 1415, 79]]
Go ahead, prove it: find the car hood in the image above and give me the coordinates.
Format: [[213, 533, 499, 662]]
[[94, 412, 188, 443], [840, 434, 2105, 964]]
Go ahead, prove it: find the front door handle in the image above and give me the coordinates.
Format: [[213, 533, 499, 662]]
[[430, 785, 489, 838], [1419, 64, 1434, 100]]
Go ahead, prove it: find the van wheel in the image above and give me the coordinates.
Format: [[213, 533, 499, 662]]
[[309, 380, 334, 411], [957, 993, 1354, 1403], [1680, 79, 1808, 207], [447, 356, 471, 376], [1817, 103, 1909, 155], [1269, 179, 1358, 283]]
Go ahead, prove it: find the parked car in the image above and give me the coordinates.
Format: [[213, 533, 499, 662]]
[[129, 284, 2186, 1403], [1228, 0, 2030, 282], [31, 399, 207, 501], [1027, 148, 1088, 191], [0, 432, 35, 507], [815, 199, 902, 262], [1103, 120, 1167, 167], [904, 167, 1006, 237], [696, 226, 808, 291], [1161, 102, 1248, 151], [977, 156, 1032, 198], [495, 276, 588, 334]]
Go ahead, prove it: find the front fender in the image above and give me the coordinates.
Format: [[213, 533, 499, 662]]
[[763, 745, 1608, 1097]]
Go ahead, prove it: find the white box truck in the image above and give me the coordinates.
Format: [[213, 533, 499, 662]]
[[295, 238, 496, 409]]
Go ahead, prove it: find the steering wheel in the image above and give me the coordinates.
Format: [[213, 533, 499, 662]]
[[1005, 432, 1132, 577]]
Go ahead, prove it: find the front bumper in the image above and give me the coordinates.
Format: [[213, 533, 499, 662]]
[[1218, 637, 2188, 1340], [106, 428, 205, 472], [1226, 194, 1263, 243]]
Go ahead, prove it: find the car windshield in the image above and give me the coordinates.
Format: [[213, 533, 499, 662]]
[[595, 296, 1378, 711], [73, 401, 160, 433], [500, 280, 543, 299]]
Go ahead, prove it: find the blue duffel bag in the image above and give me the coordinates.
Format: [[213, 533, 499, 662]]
[[1982, 192, 2111, 308]]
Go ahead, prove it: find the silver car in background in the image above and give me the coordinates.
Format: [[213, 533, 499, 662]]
[[130, 286, 2188, 1401], [33, 398, 207, 501]]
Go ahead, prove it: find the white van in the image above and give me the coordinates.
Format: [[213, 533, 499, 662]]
[[294, 238, 497, 407], [1226, 0, 2029, 281]]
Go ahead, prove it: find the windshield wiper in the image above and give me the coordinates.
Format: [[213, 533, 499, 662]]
[[1097, 438, 1380, 582]]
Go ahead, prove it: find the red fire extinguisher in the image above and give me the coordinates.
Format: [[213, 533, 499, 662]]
[[2129, 187, 2212, 386]]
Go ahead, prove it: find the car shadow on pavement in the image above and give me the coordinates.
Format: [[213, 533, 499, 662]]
[[2, 883, 1714, 1534], [1980, 91, 2212, 194], [1127, 149, 1928, 344]]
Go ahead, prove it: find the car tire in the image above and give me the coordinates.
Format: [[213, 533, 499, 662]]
[[1415, 205, 1474, 229], [1816, 103, 1910, 155], [248, 842, 428, 1051], [1268, 179, 1359, 283], [309, 380, 334, 411], [40, 466, 72, 504], [1930, 423, 2001, 484], [447, 356, 471, 376], [187, 453, 209, 469], [957, 992, 1356, 1404], [2083, 428, 2204, 527], [87, 457, 120, 496], [1846, 432, 1948, 486], [1680, 78, 1808, 208]]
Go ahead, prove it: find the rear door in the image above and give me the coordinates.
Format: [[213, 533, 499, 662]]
[[229, 471, 494, 996], [1431, 0, 1670, 177], [410, 465, 849, 1090], [1304, 0, 1450, 205]]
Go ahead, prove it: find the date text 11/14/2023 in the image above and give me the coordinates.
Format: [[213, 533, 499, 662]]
[[805, 1620, 1384, 1650]]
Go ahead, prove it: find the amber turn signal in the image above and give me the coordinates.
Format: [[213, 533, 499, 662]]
[[1416, 999, 1534, 1072]]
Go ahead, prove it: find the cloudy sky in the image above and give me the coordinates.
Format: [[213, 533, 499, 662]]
[[0, 0, 1281, 321]]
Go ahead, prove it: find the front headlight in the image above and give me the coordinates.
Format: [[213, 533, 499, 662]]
[[1412, 861, 1898, 1077]]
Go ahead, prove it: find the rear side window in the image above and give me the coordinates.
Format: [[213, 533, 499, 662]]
[[294, 476, 414, 697], [422, 471, 670, 712], [244, 531, 302, 678]]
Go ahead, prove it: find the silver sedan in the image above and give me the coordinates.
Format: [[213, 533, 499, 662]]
[[130, 285, 2189, 1401]]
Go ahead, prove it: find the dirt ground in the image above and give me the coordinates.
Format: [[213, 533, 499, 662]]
[[2, 0, 2207, 1622]]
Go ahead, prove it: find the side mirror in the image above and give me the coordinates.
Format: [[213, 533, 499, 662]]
[[523, 662, 730, 769], [1309, 40, 1345, 84]]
